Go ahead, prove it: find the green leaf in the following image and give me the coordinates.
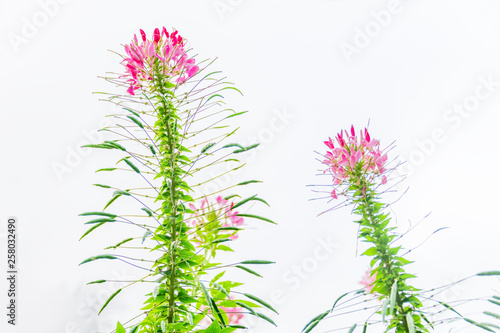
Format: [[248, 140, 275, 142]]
[[80, 254, 117, 265], [103, 194, 121, 211], [420, 313, 434, 329], [105, 237, 134, 249], [389, 280, 398, 316], [148, 144, 156, 155], [98, 288, 122, 315], [127, 115, 144, 128], [82, 143, 116, 150], [200, 321, 236, 333], [240, 260, 275, 265], [477, 271, 500, 276], [438, 300, 463, 317], [211, 239, 231, 245], [141, 207, 153, 217], [347, 324, 356, 333], [231, 195, 270, 210], [488, 299, 500, 307], [362, 247, 377, 256], [123, 158, 140, 173], [79, 211, 117, 218], [87, 279, 106, 285], [302, 310, 329, 333], [464, 318, 496, 332], [236, 180, 262, 186], [80, 221, 107, 240], [406, 313, 415, 333], [234, 213, 276, 224], [217, 227, 243, 231], [484, 311, 500, 319], [104, 141, 126, 151], [201, 142, 216, 154], [213, 283, 229, 297], [114, 190, 130, 196], [221, 86, 244, 96], [243, 293, 278, 314], [84, 217, 115, 224], [225, 111, 247, 119], [224, 194, 241, 200], [142, 230, 152, 243], [116, 321, 126, 333], [381, 299, 389, 323], [96, 167, 117, 172], [93, 183, 111, 188], [330, 292, 349, 312], [200, 282, 225, 327], [256, 312, 276, 326], [222, 143, 245, 150], [234, 301, 256, 315], [123, 107, 140, 117], [235, 265, 262, 278]]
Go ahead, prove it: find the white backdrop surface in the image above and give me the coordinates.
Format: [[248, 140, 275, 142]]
[[1, 0, 500, 332]]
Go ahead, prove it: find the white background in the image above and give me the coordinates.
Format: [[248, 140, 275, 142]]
[[1, 0, 500, 332]]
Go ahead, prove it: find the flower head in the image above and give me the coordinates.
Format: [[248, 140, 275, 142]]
[[121, 27, 199, 95], [187, 196, 244, 242], [322, 126, 388, 199]]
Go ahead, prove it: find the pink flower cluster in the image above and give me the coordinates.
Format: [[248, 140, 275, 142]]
[[323, 125, 388, 199], [360, 269, 377, 294], [188, 196, 244, 240], [122, 27, 199, 95]]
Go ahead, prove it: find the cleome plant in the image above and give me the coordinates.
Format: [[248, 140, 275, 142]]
[[79, 27, 277, 333], [304, 126, 500, 333]]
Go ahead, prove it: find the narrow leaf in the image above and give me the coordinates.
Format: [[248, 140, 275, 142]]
[[235, 214, 276, 224], [141, 207, 153, 217], [96, 168, 117, 172], [477, 271, 500, 276], [201, 142, 216, 154], [80, 221, 107, 240], [87, 280, 106, 285], [79, 211, 117, 218], [236, 180, 262, 186], [243, 293, 278, 314], [93, 183, 111, 188], [240, 260, 275, 265], [256, 312, 276, 326], [80, 254, 117, 265], [98, 289, 122, 315], [389, 280, 398, 316], [406, 313, 415, 333], [123, 158, 140, 173], [127, 115, 144, 128], [235, 265, 262, 278]]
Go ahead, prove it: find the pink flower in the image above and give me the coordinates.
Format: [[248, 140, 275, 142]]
[[187, 196, 244, 241], [121, 27, 199, 95], [360, 269, 377, 293], [322, 126, 388, 199]]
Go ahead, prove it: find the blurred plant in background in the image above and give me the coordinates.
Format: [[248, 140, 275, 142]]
[[79, 27, 277, 333], [304, 125, 500, 333]]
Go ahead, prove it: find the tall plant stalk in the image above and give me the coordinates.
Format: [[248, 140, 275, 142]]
[[303, 125, 500, 333], [79, 27, 277, 333]]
